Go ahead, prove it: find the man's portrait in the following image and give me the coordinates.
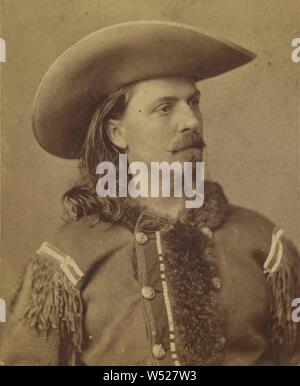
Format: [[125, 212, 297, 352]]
[[0, 0, 299, 366]]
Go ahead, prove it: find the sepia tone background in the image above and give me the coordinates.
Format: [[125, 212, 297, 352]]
[[0, 0, 299, 320]]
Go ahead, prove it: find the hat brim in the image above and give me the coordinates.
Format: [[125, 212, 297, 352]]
[[32, 20, 256, 159]]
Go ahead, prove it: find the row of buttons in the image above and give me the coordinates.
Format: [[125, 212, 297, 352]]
[[136, 232, 164, 360], [142, 286, 164, 359], [142, 286, 164, 360], [137, 227, 221, 362]]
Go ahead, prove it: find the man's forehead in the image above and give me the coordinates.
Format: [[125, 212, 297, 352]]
[[128, 77, 200, 103]]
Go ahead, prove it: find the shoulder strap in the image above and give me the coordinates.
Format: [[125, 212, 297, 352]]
[[36, 242, 85, 286], [263, 227, 285, 275]]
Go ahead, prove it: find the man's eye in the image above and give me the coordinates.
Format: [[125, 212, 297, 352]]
[[157, 104, 171, 113]]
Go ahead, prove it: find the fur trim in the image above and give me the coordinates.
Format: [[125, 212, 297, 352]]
[[135, 180, 229, 365], [162, 222, 225, 365], [182, 181, 230, 229], [130, 181, 230, 232]]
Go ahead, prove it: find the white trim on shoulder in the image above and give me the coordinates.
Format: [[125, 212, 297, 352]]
[[36, 242, 84, 286], [263, 228, 284, 275]]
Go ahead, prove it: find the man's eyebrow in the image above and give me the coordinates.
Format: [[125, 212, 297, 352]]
[[150, 90, 201, 108], [187, 90, 201, 101]]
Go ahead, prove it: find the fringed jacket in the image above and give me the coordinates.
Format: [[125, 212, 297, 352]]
[[1, 182, 300, 365]]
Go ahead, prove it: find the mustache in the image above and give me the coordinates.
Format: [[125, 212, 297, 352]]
[[167, 133, 206, 153]]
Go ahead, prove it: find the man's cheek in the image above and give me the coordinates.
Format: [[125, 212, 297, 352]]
[[127, 144, 150, 164]]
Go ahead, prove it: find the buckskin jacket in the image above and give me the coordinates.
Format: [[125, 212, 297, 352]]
[[1, 182, 300, 366]]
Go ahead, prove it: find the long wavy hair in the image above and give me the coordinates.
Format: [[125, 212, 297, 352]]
[[62, 86, 139, 225]]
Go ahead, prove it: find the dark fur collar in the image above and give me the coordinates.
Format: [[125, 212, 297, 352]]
[[125, 181, 231, 365], [120, 180, 230, 231]]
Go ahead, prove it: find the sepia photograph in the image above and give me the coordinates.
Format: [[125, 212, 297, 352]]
[[0, 0, 299, 368]]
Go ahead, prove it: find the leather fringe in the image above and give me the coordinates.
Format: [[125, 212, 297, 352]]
[[20, 255, 83, 364], [267, 253, 298, 363]]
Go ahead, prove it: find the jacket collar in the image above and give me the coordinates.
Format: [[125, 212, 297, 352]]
[[121, 180, 231, 233]]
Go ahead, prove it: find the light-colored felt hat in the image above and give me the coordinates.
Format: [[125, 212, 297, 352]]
[[32, 20, 256, 159]]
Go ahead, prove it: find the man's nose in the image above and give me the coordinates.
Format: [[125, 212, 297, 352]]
[[176, 104, 203, 135]]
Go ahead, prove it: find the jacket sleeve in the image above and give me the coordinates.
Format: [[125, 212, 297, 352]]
[[263, 228, 300, 365], [0, 243, 84, 366]]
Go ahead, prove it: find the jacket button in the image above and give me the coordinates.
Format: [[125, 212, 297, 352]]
[[200, 226, 213, 239], [212, 276, 222, 290], [142, 286, 156, 300], [135, 231, 149, 245], [152, 344, 166, 359], [217, 336, 226, 348]]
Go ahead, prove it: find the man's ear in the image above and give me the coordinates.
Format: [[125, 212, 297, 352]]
[[105, 119, 128, 150]]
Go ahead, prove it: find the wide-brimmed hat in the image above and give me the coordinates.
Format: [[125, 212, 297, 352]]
[[32, 20, 256, 159]]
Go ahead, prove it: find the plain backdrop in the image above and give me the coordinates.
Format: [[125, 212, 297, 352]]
[[0, 0, 299, 311]]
